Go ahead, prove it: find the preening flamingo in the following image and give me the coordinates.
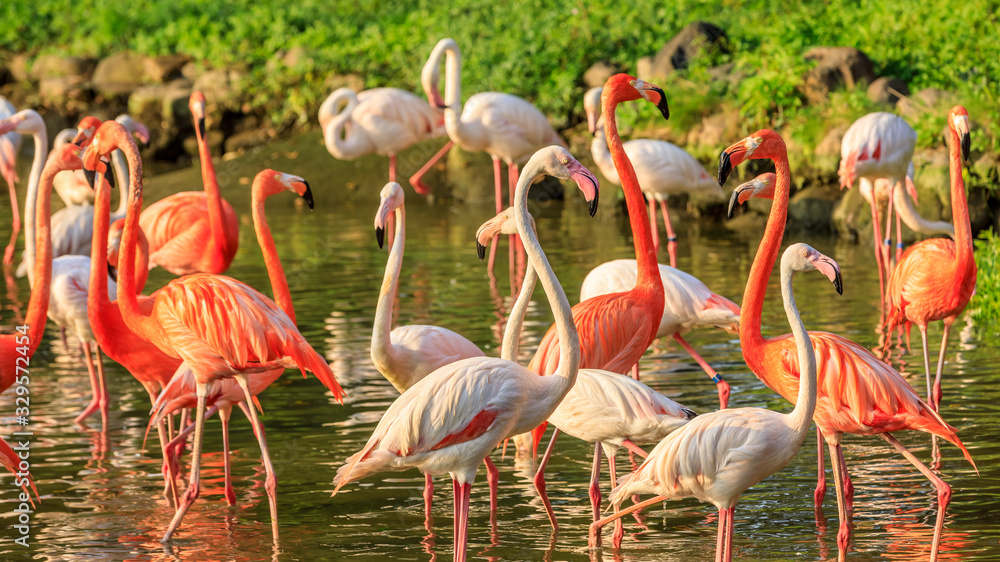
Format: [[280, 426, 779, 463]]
[[319, 87, 445, 190], [476, 207, 696, 534], [53, 114, 150, 207], [583, 86, 723, 267], [724, 129, 976, 560], [138, 91, 239, 275], [589, 243, 837, 560], [885, 106, 976, 412], [1, 96, 22, 265], [332, 146, 599, 562], [83, 121, 344, 542]]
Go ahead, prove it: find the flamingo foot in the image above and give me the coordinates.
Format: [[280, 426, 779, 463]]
[[532, 470, 559, 532], [932, 381, 943, 411], [73, 398, 101, 425], [423, 473, 434, 521]]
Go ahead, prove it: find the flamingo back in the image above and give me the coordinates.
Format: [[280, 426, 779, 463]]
[[139, 191, 239, 274], [460, 92, 564, 162], [50, 255, 115, 343], [839, 112, 916, 188], [886, 238, 976, 328], [380, 324, 485, 393], [623, 139, 723, 200], [352, 88, 446, 156]]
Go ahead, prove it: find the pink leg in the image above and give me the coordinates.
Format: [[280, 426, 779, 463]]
[[532, 428, 561, 530], [870, 202, 887, 313], [608, 451, 625, 548], [895, 201, 904, 262], [589, 494, 667, 548], [828, 441, 851, 555], [95, 346, 110, 431], [723, 506, 735, 562], [145, 386, 179, 507], [648, 197, 660, 256], [715, 507, 727, 562], [840, 448, 854, 515], [424, 473, 434, 523], [658, 199, 677, 268], [3, 180, 19, 266], [74, 343, 102, 425], [453, 480, 472, 562], [814, 428, 827, 508], [674, 334, 729, 409], [236, 375, 279, 542], [919, 325, 934, 407], [486, 156, 504, 274], [933, 323, 952, 411], [220, 404, 237, 506], [409, 140, 453, 195], [162, 384, 207, 541], [389, 154, 397, 183], [883, 195, 894, 275], [484, 456, 499, 523], [882, 433, 951, 562], [630, 363, 639, 381], [589, 443, 602, 521], [164, 404, 220, 482], [621, 440, 648, 459]]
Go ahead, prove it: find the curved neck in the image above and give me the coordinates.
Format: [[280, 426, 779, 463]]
[[780, 264, 817, 435], [947, 128, 973, 265], [371, 205, 406, 372], [320, 92, 371, 159], [740, 155, 791, 368], [195, 122, 229, 257], [88, 171, 114, 311], [111, 149, 130, 216], [590, 132, 619, 185], [251, 185, 295, 323], [514, 161, 579, 389], [501, 246, 539, 363], [891, 181, 955, 239], [440, 43, 487, 150], [117, 136, 155, 342], [25, 162, 55, 354], [602, 96, 658, 288], [23, 127, 49, 286]]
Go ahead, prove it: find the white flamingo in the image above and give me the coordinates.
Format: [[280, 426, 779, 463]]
[[332, 146, 599, 562], [1, 96, 22, 265], [589, 243, 839, 561]]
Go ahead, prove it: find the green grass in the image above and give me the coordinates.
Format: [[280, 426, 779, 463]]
[[970, 229, 1000, 331]]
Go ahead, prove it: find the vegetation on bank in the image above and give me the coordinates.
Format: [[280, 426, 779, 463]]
[[970, 229, 1000, 331]]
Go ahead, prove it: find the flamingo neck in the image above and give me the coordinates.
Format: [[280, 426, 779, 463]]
[[251, 186, 295, 323], [780, 263, 817, 436], [24, 163, 55, 355], [740, 154, 791, 368], [589, 131, 620, 185], [501, 244, 539, 363], [111, 149, 130, 217], [87, 171, 114, 313], [117, 135, 155, 343], [195, 123, 229, 258], [320, 90, 371, 159], [440, 42, 487, 151], [948, 128, 973, 267], [371, 204, 406, 381], [514, 161, 579, 394], [23, 127, 49, 286], [892, 181, 954, 239]]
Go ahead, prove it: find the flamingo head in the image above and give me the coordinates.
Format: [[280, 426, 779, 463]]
[[718, 129, 786, 187], [115, 114, 151, 145], [190, 92, 207, 139], [374, 182, 405, 249], [948, 105, 970, 162], [71, 116, 103, 147], [421, 38, 456, 110], [583, 87, 603, 134], [783, 243, 843, 295], [83, 121, 134, 184], [107, 218, 150, 289], [256, 169, 313, 208], [727, 172, 776, 219], [603, 74, 669, 121], [0, 109, 45, 137], [47, 143, 86, 176], [474, 207, 536, 261], [532, 146, 600, 217]]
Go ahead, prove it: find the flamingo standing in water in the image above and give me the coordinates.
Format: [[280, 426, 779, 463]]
[[589, 243, 837, 560], [1, 96, 22, 265], [583, 86, 724, 267], [724, 129, 976, 560], [83, 121, 344, 542], [884, 106, 976, 412], [138, 92, 238, 275], [333, 146, 598, 562], [0, 110, 47, 276], [319, 87, 446, 190], [477, 207, 696, 534]]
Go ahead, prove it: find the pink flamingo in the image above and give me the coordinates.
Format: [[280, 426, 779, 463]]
[[83, 121, 344, 542], [884, 106, 976, 412], [333, 146, 598, 562], [318, 87, 446, 191], [477, 207, 696, 535], [583, 86, 724, 267], [724, 129, 977, 559], [137, 92, 238, 275], [52, 114, 151, 207], [1, 95, 22, 265], [589, 243, 837, 561], [0, 109, 47, 274]]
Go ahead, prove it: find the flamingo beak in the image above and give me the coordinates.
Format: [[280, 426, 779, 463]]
[[84, 168, 97, 190], [374, 201, 393, 249], [718, 138, 752, 186], [294, 179, 314, 209], [634, 79, 669, 121], [475, 215, 503, 261], [107, 263, 118, 282], [727, 185, 748, 219], [955, 117, 971, 162], [812, 255, 843, 295], [565, 159, 600, 217], [586, 110, 598, 134]]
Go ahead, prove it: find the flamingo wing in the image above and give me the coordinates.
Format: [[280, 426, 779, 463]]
[[388, 324, 485, 382], [355, 88, 445, 154], [624, 140, 722, 200], [886, 238, 963, 327]]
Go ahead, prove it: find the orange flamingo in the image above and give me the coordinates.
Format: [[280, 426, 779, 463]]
[[884, 106, 976, 411], [137, 92, 238, 275], [82, 121, 343, 542], [722, 129, 977, 560]]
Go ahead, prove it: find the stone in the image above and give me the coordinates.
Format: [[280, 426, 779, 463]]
[[789, 185, 838, 233], [687, 110, 739, 148], [92, 52, 149, 97], [802, 47, 875, 103], [224, 128, 275, 153], [973, 153, 1000, 180], [583, 61, 618, 88], [815, 125, 848, 158], [39, 76, 92, 103], [282, 46, 310, 68], [144, 54, 190, 83], [646, 22, 730, 80], [193, 69, 245, 109], [29, 55, 95, 81], [7, 54, 30, 83], [867, 76, 909, 105], [181, 61, 204, 83], [706, 62, 746, 88], [128, 78, 194, 158]]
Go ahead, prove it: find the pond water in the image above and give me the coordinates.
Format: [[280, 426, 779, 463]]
[[0, 132, 997, 561]]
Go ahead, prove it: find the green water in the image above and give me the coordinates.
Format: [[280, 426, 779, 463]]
[[0, 132, 997, 560]]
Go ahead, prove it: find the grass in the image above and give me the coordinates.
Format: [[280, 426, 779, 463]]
[[970, 229, 1000, 331]]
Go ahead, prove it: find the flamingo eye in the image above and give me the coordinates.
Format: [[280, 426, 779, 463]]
[[560, 158, 569, 164], [629, 79, 636, 87]]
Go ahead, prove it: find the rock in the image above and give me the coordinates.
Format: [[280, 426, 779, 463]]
[[7, 54, 30, 83], [282, 46, 310, 68], [816, 125, 848, 158], [583, 61, 619, 88], [687, 109, 738, 148], [224, 128, 275, 153], [0, 63, 9, 87], [636, 56, 655, 81], [831, 183, 867, 239], [802, 47, 875, 103], [128, 79, 194, 159], [144, 54, 190, 83], [899, 87, 954, 117], [867, 76, 909, 105], [645, 22, 730, 80], [92, 52, 149, 97], [181, 61, 204, 83], [706, 62, 746, 88], [29, 55, 95, 81], [39, 76, 92, 104], [974, 153, 1000, 180], [789, 185, 837, 233], [193, 69, 245, 109]]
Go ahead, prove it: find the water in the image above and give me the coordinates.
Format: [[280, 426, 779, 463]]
[[1, 132, 998, 560]]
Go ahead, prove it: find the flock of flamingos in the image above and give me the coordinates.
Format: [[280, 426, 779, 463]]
[[0, 37, 981, 561]]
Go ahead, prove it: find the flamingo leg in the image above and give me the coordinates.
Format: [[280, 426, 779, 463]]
[[608, 451, 625, 548], [532, 427, 561, 530], [895, 199, 904, 262], [715, 507, 727, 562], [507, 162, 519, 291], [673, 333, 729, 409], [828, 441, 851, 555], [235, 374, 279, 542], [883, 190, 894, 274], [220, 404, 237, 506], [3, 179, 18, 266], [95, 346, 110, 430], [424, 473, 434, 524], [588, 494, 667, 548], [589, 443, 602, 521], [164, 404, 220, 482], [621, 439, 648, 459], [484, 456, 499, 523], [723, 506, 735, 562], [486, 156, 503, 275], [409, 140, 453, 196], [74, 343, 102, 425], [648, 197, 660, 256], [453, 480, 472, 562], [919, 325, 933, 406], [145, 385, 179, 507], [658, 199, 677, 268], [814, 427, 827, 508], [881, 433, 951, 562], [389, 154, 396, 183], [932, 322, 952, 410], [839, 446, 854, 515], [162, 383, 207, 542], [870, 201, 887, 313]]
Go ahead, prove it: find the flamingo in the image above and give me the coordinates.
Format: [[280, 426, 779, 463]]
[[1, 95, 22, 265], [83, 121, 344, 542], [137, 91, 238, 275], [723, 128, 977, 560], [884, 106, 976, 412], [318, 87, 446, 191], [0, 110, 47, 278], [589, 243, 837, 561], [476, 207, 696, 535], [53, 115, 151, 207], [583, 86, 724, 267], [332, 146, 597, 562], [14, 115, 150, 278]]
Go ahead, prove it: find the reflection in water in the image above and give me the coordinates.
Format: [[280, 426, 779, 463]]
[[0, 132, 997, 559]]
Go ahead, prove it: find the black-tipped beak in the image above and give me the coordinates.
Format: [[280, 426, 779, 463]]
[[727, 187, 744, 219], [434, 103, 448, 110], [477, 242, 486, 261], [833, 268, 843, 295], [961, 132, 970, 162], [301, 181, 314, 210], [107, 263, 118, 283], [375, 226, 385, 249], [652, 87, 669, 121], [718, 151, 733, 187], [588, 191, 599, 217], [84, 168, 97, 190], [104, 159, 115, 189], [196, 117, 206, 139]]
